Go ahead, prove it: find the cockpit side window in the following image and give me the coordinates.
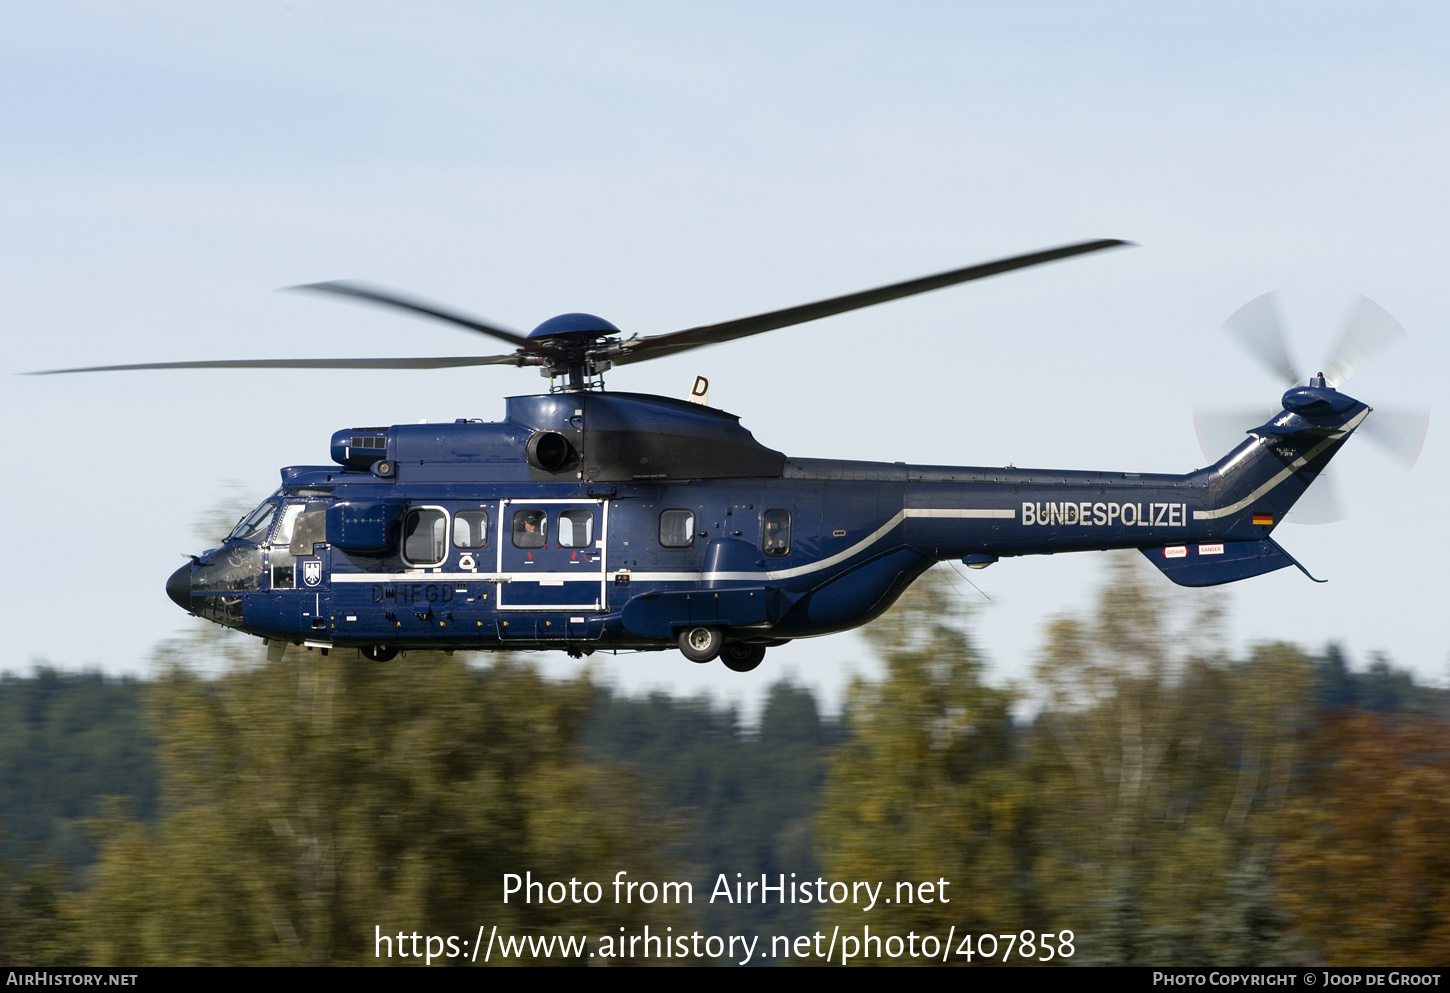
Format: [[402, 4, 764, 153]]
[[271, 504, 306, 547], [402, 508, 448, 566], [289, 503, 329, 556], [229, 500, 279, 543]]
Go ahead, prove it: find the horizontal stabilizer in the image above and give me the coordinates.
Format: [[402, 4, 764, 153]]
[[1140, 538, 1322, 587]]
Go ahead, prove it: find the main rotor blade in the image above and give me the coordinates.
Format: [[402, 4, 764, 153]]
[[26, 354, 527, 375], [1322, 295, 1406, 389], [1359, 406, 1430, 467], [290, 281, 537, 351], [612, 239, 1132, 366], [1221, 292, 1302, 387]]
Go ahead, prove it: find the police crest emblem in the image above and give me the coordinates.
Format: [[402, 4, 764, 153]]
[[302, 559, 322, 587]]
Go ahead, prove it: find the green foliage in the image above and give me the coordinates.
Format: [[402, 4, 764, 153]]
[[815, 557, 1329, 965], [0, 858, 71, 965], [0, 668, 157, 870], [1310, 644, 1447, 718], [1025, 558, 1313, 965], [4, 553, 1449, 967], [582, 681, 842, 937], [816, 566, 1024, 955], [1277, 712, 1450, 965], [72, 644, 673, 966]]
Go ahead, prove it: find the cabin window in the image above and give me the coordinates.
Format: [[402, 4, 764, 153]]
[[229, 499, 279, 543], [512, 509, 548, 549], [403, 508, 448, 566], [762, 509, 791, 557], [454, 509, 490, 549], [558, 509, 595, 548], [659, 509, 695, 548]]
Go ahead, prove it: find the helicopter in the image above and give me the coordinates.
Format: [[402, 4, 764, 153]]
[[33, 239, 1383, 672]]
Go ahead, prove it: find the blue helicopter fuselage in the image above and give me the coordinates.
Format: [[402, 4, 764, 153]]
[[170, 384, 1368, 660]]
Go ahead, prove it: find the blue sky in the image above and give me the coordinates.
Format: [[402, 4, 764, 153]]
[[4, 3, 1447, 715]]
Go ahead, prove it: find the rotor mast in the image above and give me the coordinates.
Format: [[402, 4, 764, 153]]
[[547, 356, 610, 393]]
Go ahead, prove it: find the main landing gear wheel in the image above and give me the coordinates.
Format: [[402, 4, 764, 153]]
[[679, 626, 724, 663], [721, 643, 767, 673], [361, 645, 399, 662]]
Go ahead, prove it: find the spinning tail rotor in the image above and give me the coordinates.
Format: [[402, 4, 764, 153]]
[[1194, 292, 1429, 523]]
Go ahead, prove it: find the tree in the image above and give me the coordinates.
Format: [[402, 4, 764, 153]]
[[0, 856, 69, 965], [1029, 555, 1312, 965], [0, 668, 157, 870], [816, 566, 1024, 958], [583, 681, 843, 938], [74, 640, 674, 965], [1277, 713, 1450, 965]]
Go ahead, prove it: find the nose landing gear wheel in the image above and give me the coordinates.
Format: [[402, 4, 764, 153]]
[[721, 643, 766, 673], [679, 626, 724, 663], [361, 645, 399, 662]]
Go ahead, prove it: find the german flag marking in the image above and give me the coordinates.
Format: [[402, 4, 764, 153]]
[[1252, 514, 1273, 526]]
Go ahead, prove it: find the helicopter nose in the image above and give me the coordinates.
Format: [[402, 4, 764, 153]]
[[166, 562, 193, 612]]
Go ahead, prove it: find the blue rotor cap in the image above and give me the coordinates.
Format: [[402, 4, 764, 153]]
[[528, 312, 621, 340]]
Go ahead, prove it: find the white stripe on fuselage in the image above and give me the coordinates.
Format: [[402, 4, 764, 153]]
[[1192, 410, 1366, 521], [328, 507, 1014, 586], [335, 573, 550, 583]]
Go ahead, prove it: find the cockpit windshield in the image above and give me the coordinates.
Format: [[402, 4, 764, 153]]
[[228, 499, 280, 543]]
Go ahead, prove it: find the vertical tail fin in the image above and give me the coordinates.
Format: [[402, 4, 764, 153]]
[[1193, 380, 1369, 538]]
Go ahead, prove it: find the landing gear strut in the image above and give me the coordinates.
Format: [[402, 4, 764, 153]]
[[361, 645, 399, 662]]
